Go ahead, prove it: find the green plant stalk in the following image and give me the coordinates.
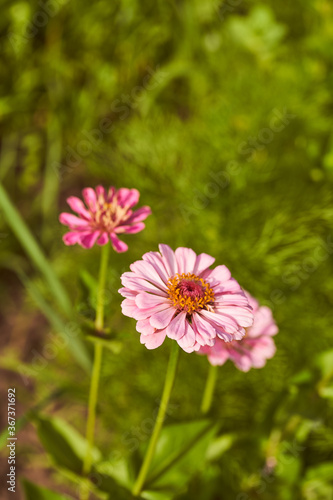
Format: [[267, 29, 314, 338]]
[[80, 243, 110, 500], [132, 341, 180, 497], [0, 182, 72, 316], [201, 364, 218, 414]]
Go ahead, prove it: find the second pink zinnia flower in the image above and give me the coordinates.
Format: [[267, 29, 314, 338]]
[[199, 293, 278, 371], [119, 245, 254, 352], [59, 186, 151, 252]]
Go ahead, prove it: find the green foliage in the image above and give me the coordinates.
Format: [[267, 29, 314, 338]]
[[22, 480, 70, 500]]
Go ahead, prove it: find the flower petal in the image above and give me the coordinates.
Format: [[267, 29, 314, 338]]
[[130, 260, 168, 290], [96, 185, 106, 202], [142, 252, 170, 283], [117, 188, 140, 208], [114, 222, 145, 234], [121, 273, 168, 297], [136, 318, 155, 336], [66, 196, 91, 220], [192, 312, 216, 344], [80, 230, 101, 249], [215, 305, 254, 328], [177, 321, 196, 349], [159, 244, 178, 276], [82, 188, 97, 212], [193, 253, 215, 275], [140, 329, 167, 349], [126, 206, 152, 224], [175, 247, 197, 274], [62, 231, 83, 245], [206, 265, 231, 284], [149, 307, 176, 329], [97, 232, 109, 245], [135, 292, 170, 310], [59, 213, 90, 228], [166, 312, 187, 340], [110, 234, 128, 253]]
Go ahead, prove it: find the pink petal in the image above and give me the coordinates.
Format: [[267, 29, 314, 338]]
[[66, 197, 91, 220], [80, 230, 101, 249], [131, 302, 172, 321], [245, 293, 259, 312], [193, 253, 215, 275], [192, 313, 216, 344], [126, 206, 152, 224], [140, 329, 167, 349], [177, 321, 196, 349], [62, 231, 82, 245], [114, 222, 145, 234], [135, 293, 170, 309], [118, 287, 137, 298], [142, 252, 170, 283], [107, 186, 116, 202], [96, 185, 106, 202], [215, 306, 254, 328], [136, 318, 155, 336], [206, 265, 231, 284], [59, 213, 90, 228], [208, 349, 230, 367], [200, 309, 239, 334], [117, 188, 140, 208], [110, 234, 128, 253], [248, 306, 278, 338], [166, 312, 187, 340], [121, 299, 139, 318], [97, 233, 109, 245], [121, 273, 168, 297], [159, 244, 178, 276], [149, 307, 175, 329], [215, 293, 249, 307], [130, 260, 168, 290], [175, 247, 197, 274], [213, 278, 242, 295], [82, 188, 97, 212]]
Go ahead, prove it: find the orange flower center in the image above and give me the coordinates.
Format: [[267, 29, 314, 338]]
[[167, 273, 215, 315]]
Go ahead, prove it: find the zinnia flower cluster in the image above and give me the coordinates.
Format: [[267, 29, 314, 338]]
[[119, 245, 254, 352], [199, 293, 278, 371], [60, 185, 278, 370], [59, 186, 151, 252]]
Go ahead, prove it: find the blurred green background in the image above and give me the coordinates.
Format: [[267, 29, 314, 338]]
[[0, 0, 333, 498]]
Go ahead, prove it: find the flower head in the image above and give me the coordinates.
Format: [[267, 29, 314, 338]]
[[119, 245, 254, 352], [59, 186, 151, 251], [199, 293, 278, 371]]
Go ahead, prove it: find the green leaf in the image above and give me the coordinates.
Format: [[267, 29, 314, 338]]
[[0, 182, 72, 316], [17, 269, 91, 371], [205, 433, 234, 462], [36, 414, 101, 474], [305, 462, 333, 482], [317, 350, 333, 379], [143, 420, 219, 494], [80, 269, 98, 306], [318, 385, 333, 399], [22, 479, 70, 500]]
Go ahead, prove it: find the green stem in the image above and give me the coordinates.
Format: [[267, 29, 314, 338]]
[[95, 241, 111, 332], [201, 364, 218, 414], [80, 243, 110, 500], [132, 342, 180, 497]]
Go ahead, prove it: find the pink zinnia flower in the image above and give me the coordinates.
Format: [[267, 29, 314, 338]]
[[59, 186, 151, 251], [199, 293, 278, 371], [118, 245, 254, 352]]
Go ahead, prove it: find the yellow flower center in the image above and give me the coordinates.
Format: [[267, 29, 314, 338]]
[[167, 273, 215, 315]]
